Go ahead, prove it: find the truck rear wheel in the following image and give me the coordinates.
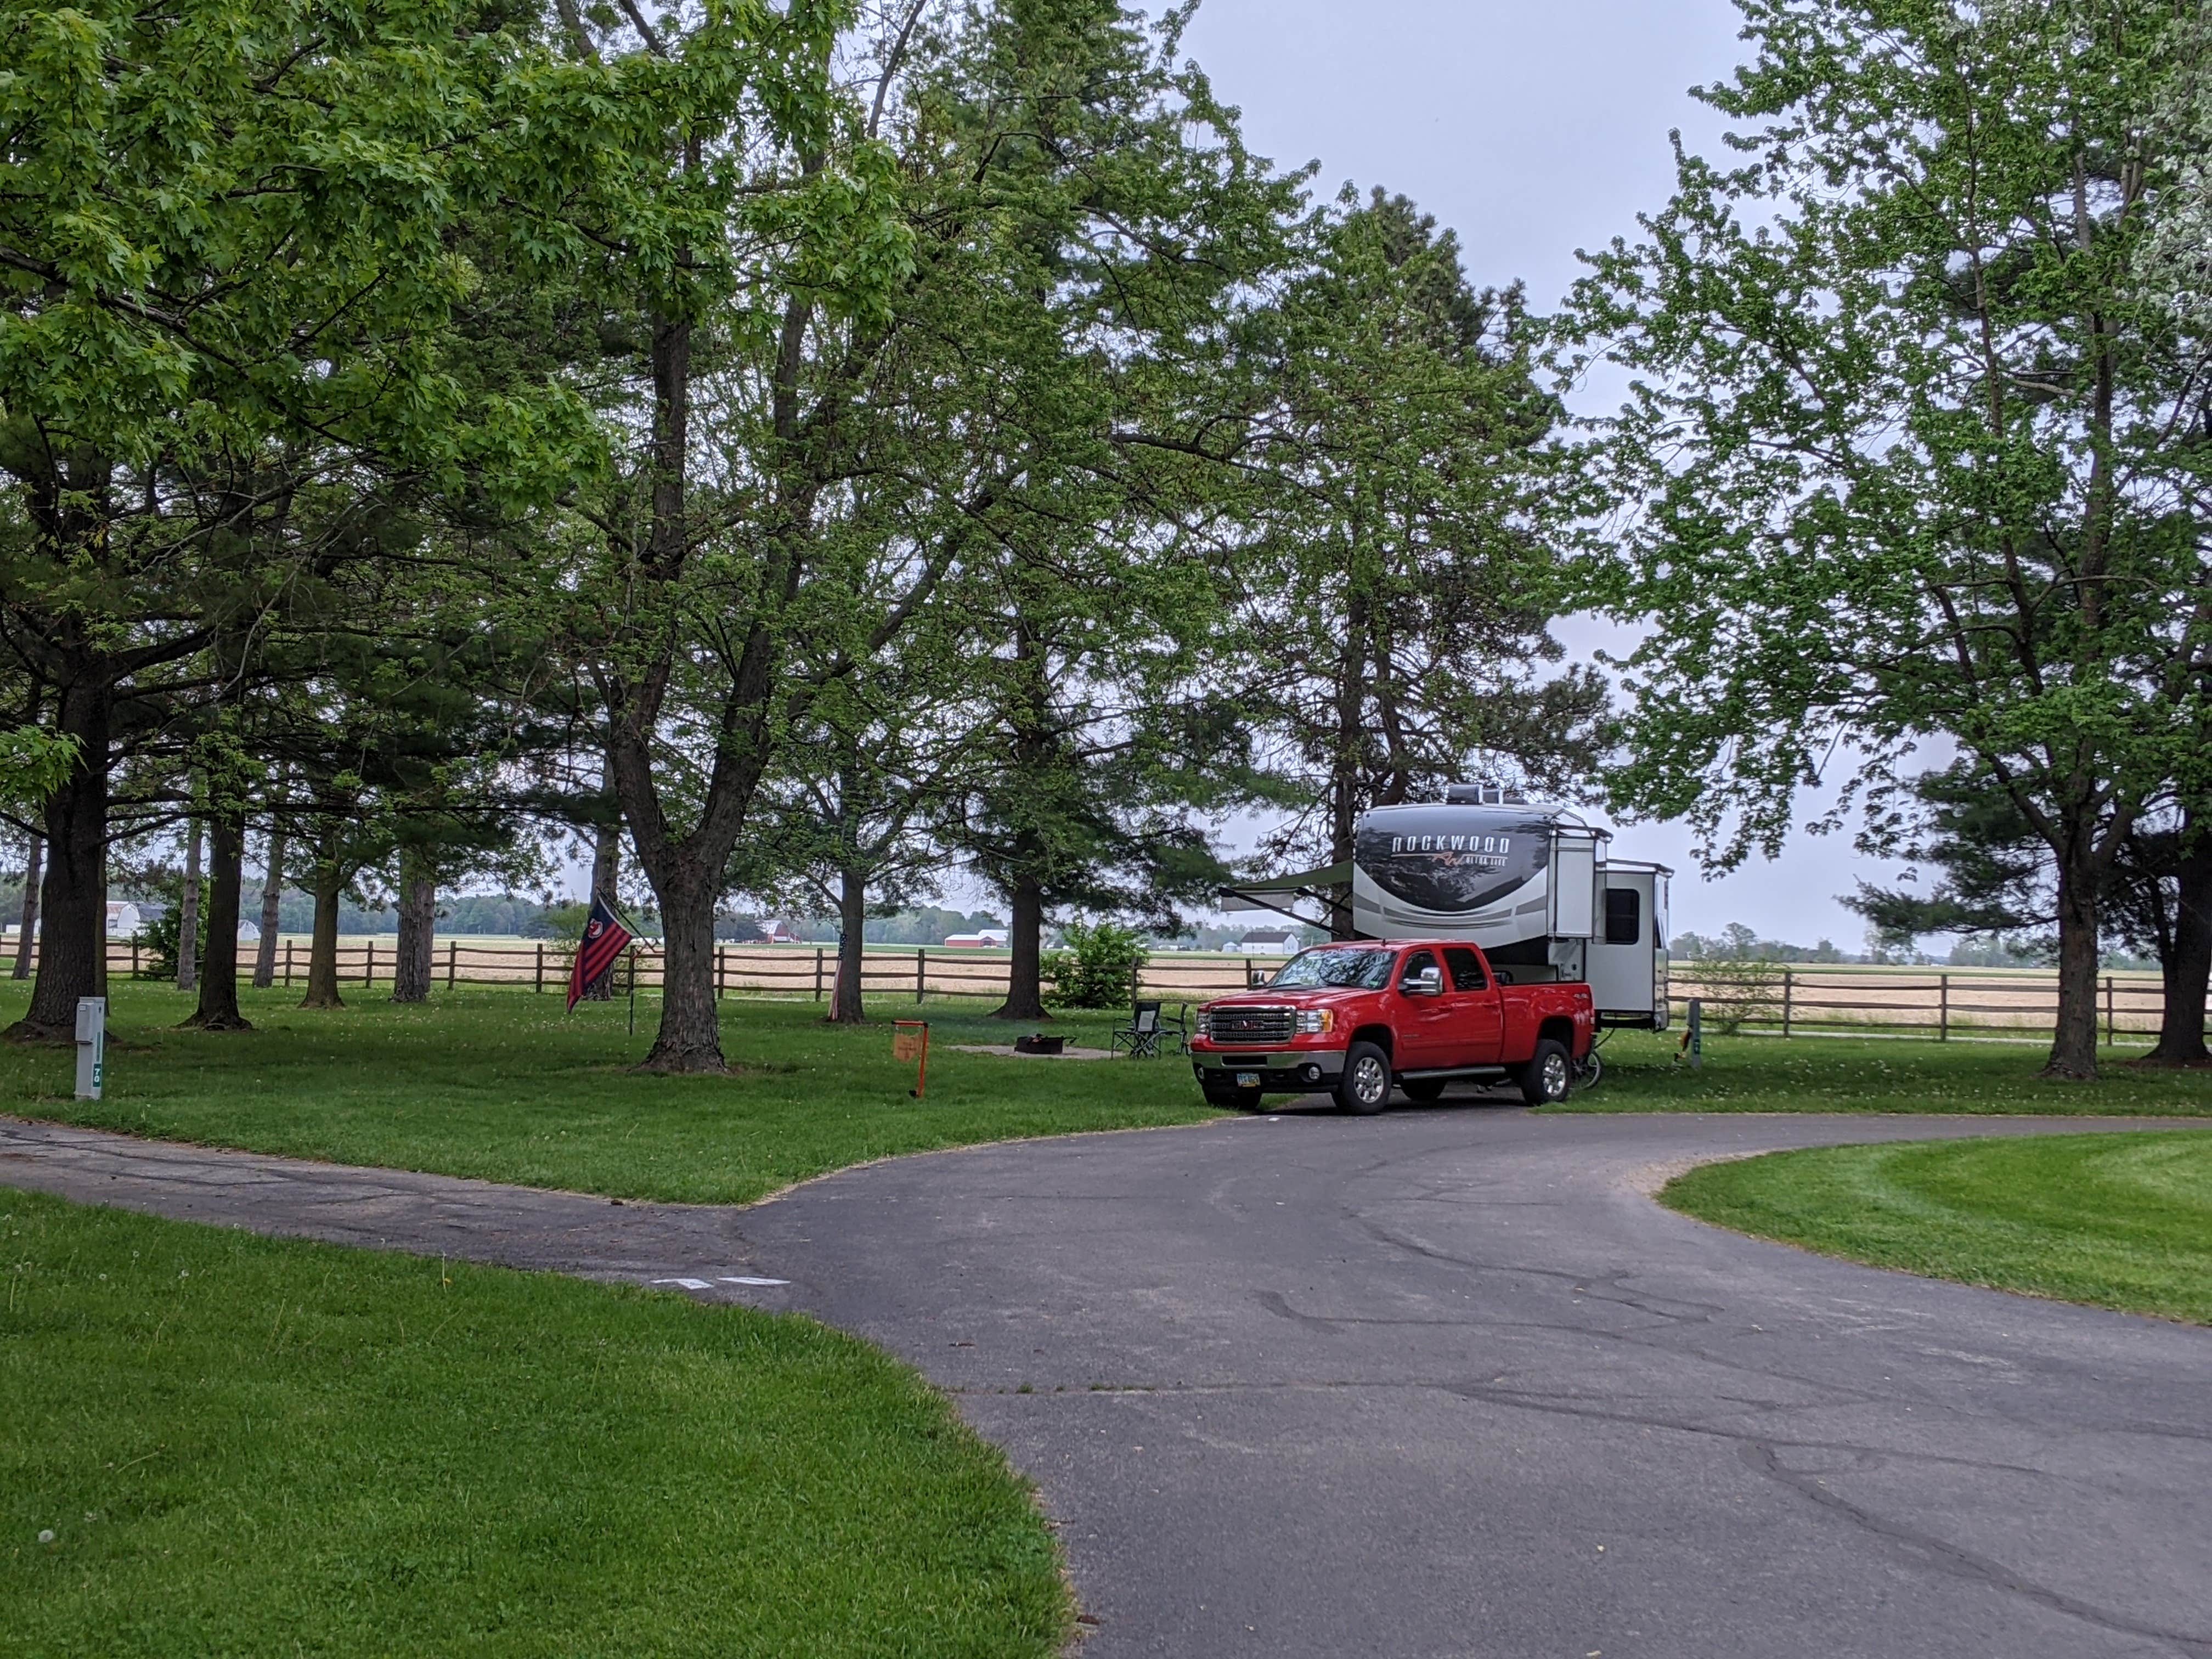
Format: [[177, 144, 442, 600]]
[[1517, 1039, 1573, 1107], [1335, 1041, 1392, 1115]]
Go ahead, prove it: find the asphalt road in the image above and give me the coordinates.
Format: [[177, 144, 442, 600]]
[[741, 1105, 2212, 1659], [7, 1105, 2211, 1657]]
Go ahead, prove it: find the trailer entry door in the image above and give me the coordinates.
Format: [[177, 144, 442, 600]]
[[1550, 837, 1597, 939]]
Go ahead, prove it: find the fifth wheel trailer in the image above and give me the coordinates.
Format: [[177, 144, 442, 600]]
[[1222, 787, 1671, 1030]]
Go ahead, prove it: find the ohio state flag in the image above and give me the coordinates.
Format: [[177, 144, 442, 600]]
[[566, 898, 634, 1012]]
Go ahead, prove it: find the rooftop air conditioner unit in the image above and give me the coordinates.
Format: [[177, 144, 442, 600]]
[[1443, 783, 1527, 806]]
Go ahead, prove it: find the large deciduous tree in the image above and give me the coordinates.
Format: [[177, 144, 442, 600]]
[[545, 0, 916, 1074], [1568, 0, 2212, 1078], [569, 0, 1285, 1065]]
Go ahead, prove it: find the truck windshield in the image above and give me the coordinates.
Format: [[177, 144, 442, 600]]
[[1269, 947, 1397, 990]]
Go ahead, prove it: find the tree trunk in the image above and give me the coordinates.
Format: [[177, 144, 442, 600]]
[[2042, 840, 2102, 1080], [253, 805, 286, 989], [590, 813, 621, 905], [2141, 814, 2211, 1067], [300, 825, 346, 1009], [581, 812, 620, 1001], [830, 865, 867, 1023], [9, 689, 110, 1041], [392, 852, 435, 1004], [12, 834, 39, 979], [992, 874, 1049, 1020], [177, 816, 202, 994], [599, 306, 753, 1075], [1327, 589, 1369, 939], [185, 812, 250, 1030], [640, 870, 721, 1071]]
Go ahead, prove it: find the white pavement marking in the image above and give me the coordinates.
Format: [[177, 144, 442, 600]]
[[720, 1275, 789, 1286], [651, 1277, 713, 1290]]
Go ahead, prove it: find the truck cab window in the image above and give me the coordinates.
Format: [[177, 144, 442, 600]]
[[1604, 888, 1641, 945], [1442, 947, 1487, 991], [1398, 950, 1439, 991]]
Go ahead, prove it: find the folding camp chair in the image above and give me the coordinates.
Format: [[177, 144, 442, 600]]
[[1110, 1000, 1165, 1059]]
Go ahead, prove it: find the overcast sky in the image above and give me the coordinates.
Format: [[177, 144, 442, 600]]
[[1164, 0, 1914, 950]]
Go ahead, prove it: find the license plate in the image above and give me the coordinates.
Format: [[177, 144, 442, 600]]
[[1236, 1073, 1260, 1087]]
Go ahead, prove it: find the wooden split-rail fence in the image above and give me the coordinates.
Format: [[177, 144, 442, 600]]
[[63, 938, 2183, 1046]]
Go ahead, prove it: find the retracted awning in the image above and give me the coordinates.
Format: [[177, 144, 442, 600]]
[[1217, 863, 1357, 933], [1221, 861, 1351, 899]]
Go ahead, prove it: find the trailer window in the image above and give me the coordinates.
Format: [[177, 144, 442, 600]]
[[1270, 947, 1396, 990], [1605, 888, 1641, 945], [1443, 947, 1487, 991]]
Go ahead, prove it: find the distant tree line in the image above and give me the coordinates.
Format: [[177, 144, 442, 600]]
[[1671, 927, 1855, 966], [1671, 922, 2154, 973]]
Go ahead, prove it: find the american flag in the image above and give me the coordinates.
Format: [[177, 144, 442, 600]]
[[566, 897, 635, 1012]]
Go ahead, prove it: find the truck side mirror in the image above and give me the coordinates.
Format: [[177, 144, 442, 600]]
[[1404, 965, 1443, 997]]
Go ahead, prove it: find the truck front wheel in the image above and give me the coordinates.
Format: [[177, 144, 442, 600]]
[[1517, 1039, 1573, 1106], [1336, 1041, 1392, 1115]]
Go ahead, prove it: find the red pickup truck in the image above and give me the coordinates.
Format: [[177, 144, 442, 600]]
[[1190, 939, 1595, 1114]]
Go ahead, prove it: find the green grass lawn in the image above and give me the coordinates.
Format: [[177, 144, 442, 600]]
[[5, 988, 2207, 1207], [1661, 1131, 2212, 1324], [1562, 1030, 2212, 1116], [0, 1189, 1067, 1656], [0, 983, 1220, 1204]]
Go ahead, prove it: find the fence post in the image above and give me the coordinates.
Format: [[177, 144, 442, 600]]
[[535, 943, 544, 994], [916, 947, 927, 1005], [130, 938, 139, 978], [284, 939, 294, 988], [447, 940, 457, 989], [1781, 968, 1793, 1039], [2104, 975, 2115, 1047], [715, 946, 725, 1001], [1939, 971, 1950, 1041], [365, 939, 375, 987], [814, 949, 824, 1002]]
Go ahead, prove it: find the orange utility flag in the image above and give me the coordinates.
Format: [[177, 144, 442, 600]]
[[892, 1020, 930, 1097]]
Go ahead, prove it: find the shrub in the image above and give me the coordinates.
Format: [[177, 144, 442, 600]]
[[1688, 956, 1784, 1034], [531, 901, 590, 941], [1042, 921, 1146, 1010], [132, 887, 203, 980]]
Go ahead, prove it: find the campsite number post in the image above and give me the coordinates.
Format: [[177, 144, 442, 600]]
[[74, 996, 105, 1101]]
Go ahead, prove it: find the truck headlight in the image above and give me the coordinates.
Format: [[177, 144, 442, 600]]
[[1195, 1008, 1212, 1037], [1296, 1008, 1334, 1035]]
